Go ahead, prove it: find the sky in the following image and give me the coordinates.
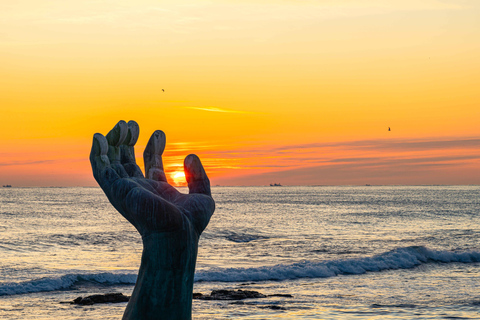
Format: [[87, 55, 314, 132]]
[[1, 0, 479, 187]]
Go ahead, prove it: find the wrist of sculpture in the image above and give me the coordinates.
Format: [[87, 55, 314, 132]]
[[122, 231, 199, 320]]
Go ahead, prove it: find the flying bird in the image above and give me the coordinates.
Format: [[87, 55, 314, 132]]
[[388, 127, 391, 131], [162, 89, 165, 92]]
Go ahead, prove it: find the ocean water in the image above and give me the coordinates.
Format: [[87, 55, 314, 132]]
[[1, 186, 480, 319]]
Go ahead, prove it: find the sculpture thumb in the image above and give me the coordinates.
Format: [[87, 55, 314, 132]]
[[184, 154, 211, 196]]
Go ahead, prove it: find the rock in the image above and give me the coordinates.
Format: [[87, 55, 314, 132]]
[[73, 297, 83, 304], [193, 289, 266, 300], [192, 292, 205, 299], [71, 293, 130, 305], [193, 290, 293, 301], [259, 305, 287, 310], [77, 297, 94, 305]]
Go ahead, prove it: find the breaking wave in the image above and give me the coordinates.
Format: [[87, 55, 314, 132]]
[[194, 246, 480, 282], [0, 272, 137, 296], [2, 246, 480, 296]]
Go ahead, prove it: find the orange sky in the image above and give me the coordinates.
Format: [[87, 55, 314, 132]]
[[1, 0, 479, 186]]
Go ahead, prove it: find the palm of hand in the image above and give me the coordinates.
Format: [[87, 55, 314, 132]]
[[90, 120, 215, 236]]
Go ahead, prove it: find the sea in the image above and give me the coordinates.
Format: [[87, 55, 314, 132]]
[[1, 186, 480, 319]]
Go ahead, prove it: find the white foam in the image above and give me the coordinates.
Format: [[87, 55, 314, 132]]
[[194, 246, 480, 282], [2, 246, 479, 296], [0, 272, 137, 296]]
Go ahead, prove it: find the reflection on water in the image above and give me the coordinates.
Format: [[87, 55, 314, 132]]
[[1, 186, 480, 319]]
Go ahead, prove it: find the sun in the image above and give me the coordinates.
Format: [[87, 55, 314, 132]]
[[171, 171, 186, 186]]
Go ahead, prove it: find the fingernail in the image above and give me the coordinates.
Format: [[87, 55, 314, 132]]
[[184, 154, 205, 181], [107, 120, 128, 146], [127, 121, 139, 146], [93, 133, 108, 155]]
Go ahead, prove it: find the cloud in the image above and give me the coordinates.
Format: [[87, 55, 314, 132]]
[[203, 137, 480, 164], [269, 137, 480, 153], [206, 136, 480, 185], [0, 158, 84, 167], [213, 154, 480, 186], [327, 154, 480, 168], [346, 138, 480, 151], [184, 106, 255, 114], [0, 160, 54, 167], [3, 1, 464, 31]]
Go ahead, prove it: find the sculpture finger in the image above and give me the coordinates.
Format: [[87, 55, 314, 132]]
[[106, 120, 129, 178], [143, 130, 167, 182], [124, 120, 140, 147], [120, 120, 144, 178], [106, 120, 128, 146], [89, 133, 121, 189], [184, 154, 211, 196]]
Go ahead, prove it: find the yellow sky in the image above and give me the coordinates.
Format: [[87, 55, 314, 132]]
[[1, 0, 479, 186]]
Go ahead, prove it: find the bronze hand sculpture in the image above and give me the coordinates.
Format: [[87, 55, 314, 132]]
[[90, 120, 215, 319]]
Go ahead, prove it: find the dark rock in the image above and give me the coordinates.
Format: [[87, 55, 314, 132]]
[[211, 289, 266, 300], [193, 290, 294, 301], [73, 297, 83, 304], [79, 297, 94, 305], [71, 293, 130, 305], [192, 292, 205, 299], [259, 305, 287, 310], [194, 289, 266, 300], [267, 294, 293, 298]]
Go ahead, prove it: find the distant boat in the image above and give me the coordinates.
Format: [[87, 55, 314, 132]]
[[3, 185, 12, 188], [270, 183, 282, 186], [365, 184, 371, 186]]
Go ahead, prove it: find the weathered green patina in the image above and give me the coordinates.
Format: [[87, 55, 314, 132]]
[[90, 120, 215, 320]]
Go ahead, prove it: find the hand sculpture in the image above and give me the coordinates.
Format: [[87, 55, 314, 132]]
[[90, 120, 215, 320]]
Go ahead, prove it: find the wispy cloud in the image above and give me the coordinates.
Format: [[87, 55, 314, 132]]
[[0, 160, 54, 167], [0, 158, 84, 167], [185, 136, 480, 185], [184, 106, 256, 114], [1, 1, 470, 48], [268, 137, 480, 153], [213, 153, 480, 186]]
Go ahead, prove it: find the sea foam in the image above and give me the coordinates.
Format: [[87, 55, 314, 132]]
[[0, 272, 137, 296], [194, 246, 480, 282], [2, 246, 479, 296]]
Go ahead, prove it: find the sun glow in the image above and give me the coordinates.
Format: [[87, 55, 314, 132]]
[[1, 1, 480, 187], [171, 171, 186, 186]]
